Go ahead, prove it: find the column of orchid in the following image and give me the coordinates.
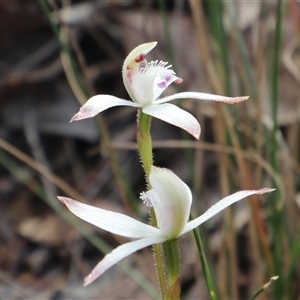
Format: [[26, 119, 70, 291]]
[[59, 42, 274, 299]]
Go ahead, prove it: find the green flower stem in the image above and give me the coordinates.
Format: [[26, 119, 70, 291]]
[[136, 110, 153, 182], [137, 110, 181, 299], [163, 239, 181, 299]]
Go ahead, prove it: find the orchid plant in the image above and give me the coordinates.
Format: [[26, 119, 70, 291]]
[[70, 41, 249, 139], [59, 41, 274, 299], [58, 166, 274, 286]]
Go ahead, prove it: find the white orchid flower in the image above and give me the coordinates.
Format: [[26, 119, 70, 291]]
[[58, 166, 274, 286], [70, 42, 249, 139]]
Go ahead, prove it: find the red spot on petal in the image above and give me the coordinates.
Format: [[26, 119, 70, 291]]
[[135, 54, 146, 63]]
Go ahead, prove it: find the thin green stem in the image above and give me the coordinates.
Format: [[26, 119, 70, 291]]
[[163, 239, 181, 300], [207, 0, 232, 95], [286, 222, 300, 299], [269, 0, 282, 196], [224, 1, 258, 100], [271, 0, 282, 145], [249, 276, 279, 300], [162, 240, 181, 285], [269, 1, 284, 298], [191, 214, 217, 300], [269, 0, 282, 195], [136, 110, 153, 181]]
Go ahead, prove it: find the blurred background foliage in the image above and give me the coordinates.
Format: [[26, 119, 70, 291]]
[[0, 0, 299, 299]]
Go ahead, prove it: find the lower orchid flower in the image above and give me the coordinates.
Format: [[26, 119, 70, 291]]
[[58, 166, 274, 286], [70, 41, 249, 139]]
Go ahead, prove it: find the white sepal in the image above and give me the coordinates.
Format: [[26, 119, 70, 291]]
[[70, 95, 140, 122], [58, 196, 160, 238], [182, 188, 275, 234], [156, 92, 249, 105], [84, 235, 166, 286]]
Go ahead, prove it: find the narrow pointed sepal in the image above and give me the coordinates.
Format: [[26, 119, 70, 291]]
[[84, 235, 166, 286], [58, 196, 159, 238], [182, 188, 275, 234], [157, 92, 249, 105], [70, 95, 141, 122]]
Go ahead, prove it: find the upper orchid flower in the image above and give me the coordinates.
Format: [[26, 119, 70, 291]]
[[58, 166, 274, 286], [70, 42, 249, 139]]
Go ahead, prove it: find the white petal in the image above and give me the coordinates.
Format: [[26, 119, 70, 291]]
[[131, 72, 157, 105], [84, 235, 166, 286], [182, 188, 275, 234], [147, 166, 192, 238], [142, 103, 201, 139], [123, 42, 157, 71], [58, 197, 160, 238], [152, 69, 180, 100], [155, 92, 249, 105], [131, 62, 180, 103], [122, 42, 158, 102], [70, 95, 140, 122]]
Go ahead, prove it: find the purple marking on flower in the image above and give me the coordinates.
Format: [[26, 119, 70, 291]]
[[157, 81, 167, 89]]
